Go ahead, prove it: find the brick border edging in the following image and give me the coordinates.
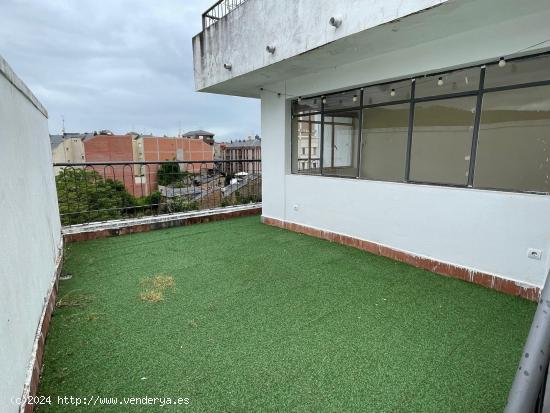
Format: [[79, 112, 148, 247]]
[[261, 216, 540, 302], [22, 251, 63, 413], [64, 207, 262, 243]]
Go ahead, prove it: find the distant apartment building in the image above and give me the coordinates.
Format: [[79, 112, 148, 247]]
[[134, 135, 214, 166], [133, 135, 215, 194], [82, 133, 139, 195], [294, 117, 320, 172], [182, 129, 215, 145], [219, 136, 261, 175], [213, 141, 224, 161], [50, 133, 86, 174], [51, 132, 214, 197]]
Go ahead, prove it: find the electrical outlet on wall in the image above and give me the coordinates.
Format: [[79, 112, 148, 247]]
[[527, 248, 543, 260]]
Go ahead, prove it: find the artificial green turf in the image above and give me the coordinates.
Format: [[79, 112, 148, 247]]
[[37, 216, 535, 412]]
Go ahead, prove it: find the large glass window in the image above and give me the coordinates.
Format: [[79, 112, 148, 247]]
[[293, 96, 322, 115], [415, 67, 480, 98], [322, 112, 360, 177], [364, 80, 412, 106], [324, 89, 361, 111], [291, 114, 321, 174], [360, 104, 409, 181], [409, 96, 477, 185], [290, 53, 550, 194], [484, 54, 550, 89], [474, 85, 550, 193]]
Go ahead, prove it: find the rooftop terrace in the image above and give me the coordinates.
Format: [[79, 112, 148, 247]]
[[37, 216, 534, 412]]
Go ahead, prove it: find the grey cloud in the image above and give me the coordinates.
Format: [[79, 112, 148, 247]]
[[0, 0, 260, 140]]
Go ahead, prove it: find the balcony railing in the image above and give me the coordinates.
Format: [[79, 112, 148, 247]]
[[202, 0, 248, 29], [53, 160, 261, 226]]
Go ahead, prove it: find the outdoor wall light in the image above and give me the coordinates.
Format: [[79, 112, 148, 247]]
[[266, 45, 276, 54], [499, 57, 507, 67], [322, 97, 327, 104], [352, 95, 358, 102], [437, 77, 444, 86], [329, 16, 342, 28], [223, 63, 232, 70], [390, 88, 396, 97]]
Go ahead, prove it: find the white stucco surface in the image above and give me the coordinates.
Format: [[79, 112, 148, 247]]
[[193, 0, 550, 97], [258, 3, 550, 288], [0, 56, 62, 412], [193, 0, 448, 94]]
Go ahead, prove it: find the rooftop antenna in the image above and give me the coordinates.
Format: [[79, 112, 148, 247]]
[[178, 121, 182, 138], [61, 115, 65, 135]]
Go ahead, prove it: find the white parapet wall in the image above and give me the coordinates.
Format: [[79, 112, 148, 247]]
[[260, 3, 550, 290], [0, 56, 62, 412]]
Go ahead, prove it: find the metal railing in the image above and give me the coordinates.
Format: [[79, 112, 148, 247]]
[[202, 0, 248, 29], [53, 160, 261, 226]]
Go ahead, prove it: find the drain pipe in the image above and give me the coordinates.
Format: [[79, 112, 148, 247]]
[[505, 270, 550, 413]]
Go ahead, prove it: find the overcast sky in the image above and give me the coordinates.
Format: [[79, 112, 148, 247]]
[[0, 0, 260, 141]]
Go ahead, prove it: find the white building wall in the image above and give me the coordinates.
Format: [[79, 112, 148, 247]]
[[0, 56, 62, 412], [193, 0, 448, 93], [261, 10, 550, 288]]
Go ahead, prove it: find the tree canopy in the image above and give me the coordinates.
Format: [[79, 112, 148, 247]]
[[56, 168, 136, 225]]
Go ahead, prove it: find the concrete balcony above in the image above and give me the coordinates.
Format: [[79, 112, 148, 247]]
[[192, 0, 550, 98], [193, 0, 450, 97]]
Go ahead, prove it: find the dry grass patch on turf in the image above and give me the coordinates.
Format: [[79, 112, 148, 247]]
[[56, 290, 94, 308], [139, 274, 175, 302]]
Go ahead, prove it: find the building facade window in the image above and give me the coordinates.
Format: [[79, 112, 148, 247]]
[[322, 112, 360, 177], [484, 54, 550, 89], [474, 85, 550, 193], [291, 110, 321, 174], [290, 53, 550, 194], [414, 67, 480, 98], [409, 96, 477, 186], [360, 104, 409, 182]]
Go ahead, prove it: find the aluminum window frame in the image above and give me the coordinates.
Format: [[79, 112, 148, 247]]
[[290, 52, 550, 195], [291, 112, 322, 175]]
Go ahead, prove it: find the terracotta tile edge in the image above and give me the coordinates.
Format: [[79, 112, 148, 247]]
[[261, 216, 540, 302], [64, 207, 262, 243]]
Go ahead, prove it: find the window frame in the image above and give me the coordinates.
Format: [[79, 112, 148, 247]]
[[407, 93, 479, 187], [321, 108, 362, 178], [290, 52, 550, 195], [291, 112, 322, 175], [360, 100, 411, 182]]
